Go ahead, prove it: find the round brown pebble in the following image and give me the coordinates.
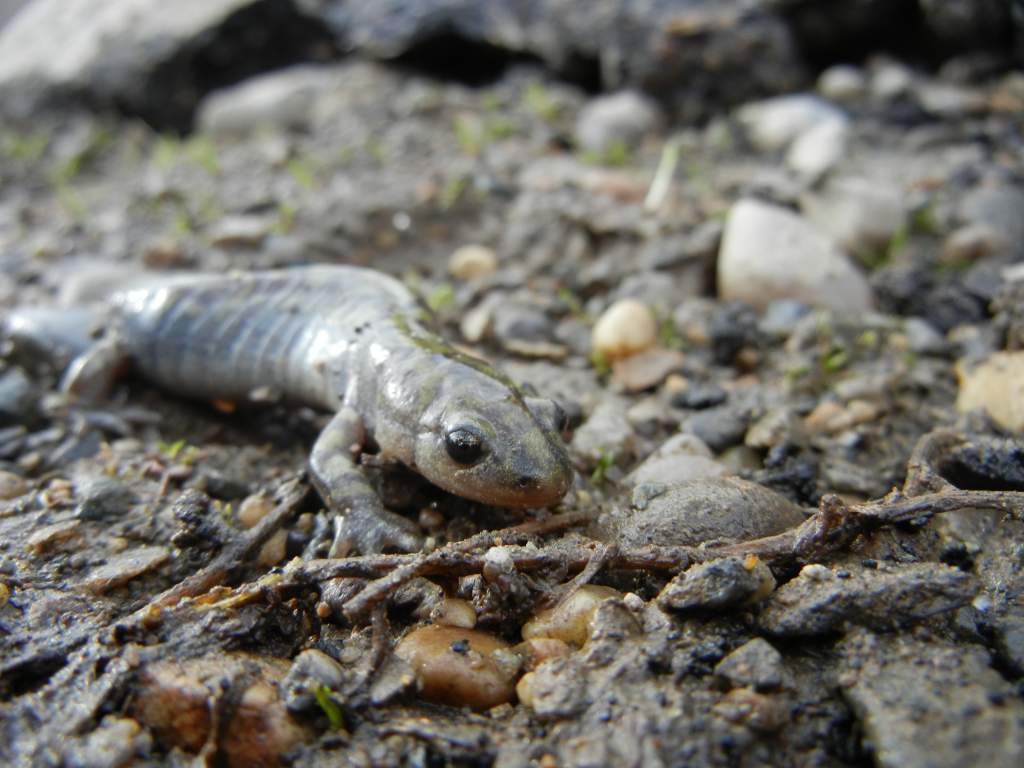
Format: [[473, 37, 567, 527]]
[[395, 625, 518, 710], [0, 470, 27, 500], [521, 584, 623, 646]]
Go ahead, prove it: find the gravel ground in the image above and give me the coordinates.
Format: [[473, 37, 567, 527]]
[[1, 2, 1024, 767]]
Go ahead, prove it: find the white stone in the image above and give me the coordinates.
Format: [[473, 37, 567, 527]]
[[801, 176, 906, 253], [448, 244, 498, 281], [197, 65, 336, 135], [817, 65, 866, 102], [591, 299, 658, 361], [736, 94, 846, 152], [957, 352, 1024, 432], [717, 198, 873, 313], [870, 60, 914, 101], [0, 0, 248, 91], [574, 90, 662, 152], [786, 117, 849, 179]]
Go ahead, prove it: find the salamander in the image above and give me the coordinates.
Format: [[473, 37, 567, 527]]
[[8, 266, 574, 554]]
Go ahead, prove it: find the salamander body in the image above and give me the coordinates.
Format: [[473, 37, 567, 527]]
[[15, 266, 574, 554]]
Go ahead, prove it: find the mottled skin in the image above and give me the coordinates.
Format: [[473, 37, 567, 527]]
[[49, 267, 574, 554]]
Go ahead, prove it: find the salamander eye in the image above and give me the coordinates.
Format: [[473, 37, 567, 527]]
[[445, 427, 484, 465]]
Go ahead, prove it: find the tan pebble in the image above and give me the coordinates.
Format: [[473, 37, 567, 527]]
[[611, 348, 685, 392], [803, 400, 845, 433], [515, 671, 537, 707], [18, 452, 42, 473], [295, 512, 315, 534], [449, 244, 499, 281], [41, 478, 74, 507], [434, 597, 477, 629], [538, 754, 559, 768], [713, 687, 786, 732], [941, 224, 1008, 263], [27, 520, 82, 555], [418, 506, 445, 531], [132, 654, 309, 766], [395, 625, 518, 710], [956, 352, 1024, 432], [663, 373, 689, 394], [316, 601, 332, 619], [257, 529, 288, 567], [0, 582, 9, 608], [80, 546, 170, 594], [143, 238, 186, 268], [521, 584, 623, 646], [0, 470, 27, 500], [591, 300, 658, 361], [109, 537, 129, 554], [516, 637, 573, 668], [237, 493, 273, 528]]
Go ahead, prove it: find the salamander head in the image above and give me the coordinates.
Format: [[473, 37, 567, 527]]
[[412, 389, 573, 508]]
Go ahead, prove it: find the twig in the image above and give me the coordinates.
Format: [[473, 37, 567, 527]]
[[339, 509, 591, 620], [149, 478, 310, 610]]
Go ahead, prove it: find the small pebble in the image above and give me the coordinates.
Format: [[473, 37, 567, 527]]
[[79, 546, 170, 594], [0, 469, 27, 500], [956, 352, 1024, 432], [817, 64, 867, 102], [395, 625, 518, 709], [591, 300, 658, 361], [237, 493, 273, 528], [448, 245, 499, 281], [521, 584, 623, 646], [257, 530, 288, 567], [27, 520, 82, 555], [611, 348, 684, 392], [433, 597, 477, 629]]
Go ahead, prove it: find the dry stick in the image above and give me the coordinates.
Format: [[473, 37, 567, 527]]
[[281, 487, 1024, 608], [339, 509, 592, 619], [149, 478, 310, 610]]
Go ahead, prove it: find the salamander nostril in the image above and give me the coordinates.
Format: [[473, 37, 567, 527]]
[[516, 475, 535, 489]]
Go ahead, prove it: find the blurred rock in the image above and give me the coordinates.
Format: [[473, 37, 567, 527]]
[[626, 433, 728, 487], [958, 184, 1024, 255], [592, 299, 658, 361], [801, 175, 906, 254], [197, 64, 336, 135], [956, 352, 1024, 432], [737, 93, 845, 151], [718, 198, 873, 313], [785, 117, 848, 179], [714, 638, 784, 691], [449, 244, 499, 281], [575, 90, 661, 153], [817, 64, 866, 103]]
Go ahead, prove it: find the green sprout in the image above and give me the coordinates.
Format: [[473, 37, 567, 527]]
[[523, 81, 560, 123], [591, 450, 617, 485], [314, 686, 344, 730], [426, 283, 456, 312]]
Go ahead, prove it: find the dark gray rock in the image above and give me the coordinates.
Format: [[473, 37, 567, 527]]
[[683, 405, 749, 452], [0, 367, 36, 427], [757, 563, 977, 636], [838, 630, 1024, 768], [658, 556, 775, 612]]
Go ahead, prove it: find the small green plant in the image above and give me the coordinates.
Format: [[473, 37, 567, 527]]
[[364, 137, 387, 164], [589, 350, 612, 377], [287, 157, 315, 189], [276, 201, 297, 234], [426, 283, 456, 312], [186, 135, 220, 175], [582, 139, 631, 167], [158, 438, 188, 460], [522, 81, 560, 122], [2, 128, 50, 162], [557, 287, 586, 319], [656, 309, 685, 351], [314, 686, 344, 730], [454, 114, 485, 156], [820, 347, 848, 374], [439, 175, 468, 210], [591, 450, 616, 485]]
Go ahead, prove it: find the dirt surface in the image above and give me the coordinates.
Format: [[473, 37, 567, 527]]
[[2, 3, 1024, 767]]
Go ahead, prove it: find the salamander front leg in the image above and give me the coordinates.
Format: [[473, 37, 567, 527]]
[[309, 407, 423, 556]]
